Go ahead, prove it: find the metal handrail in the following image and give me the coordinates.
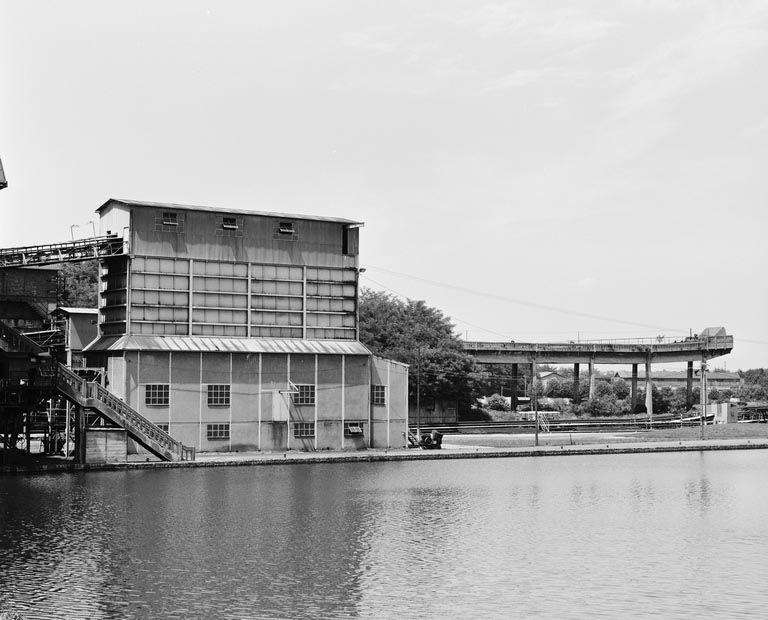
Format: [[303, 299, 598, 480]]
[[0, 235, 125, 268], [53, 362, 194, 461], [0, 319, 45, 354]]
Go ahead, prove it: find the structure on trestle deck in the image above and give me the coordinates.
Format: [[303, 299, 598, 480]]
[[1, 198, 409, 462]]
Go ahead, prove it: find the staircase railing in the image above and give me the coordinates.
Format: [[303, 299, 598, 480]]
[[0, 319, 45, 354], [53, 363, 194, 461], [538, 412, 550, 433]]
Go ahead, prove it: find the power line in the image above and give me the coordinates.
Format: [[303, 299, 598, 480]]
[[365, 265, 697, 335]]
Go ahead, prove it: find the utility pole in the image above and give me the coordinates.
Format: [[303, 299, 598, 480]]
[[416, 345, 421, 441], [533, 360, 539, 447], [700, 360, 707, 439]]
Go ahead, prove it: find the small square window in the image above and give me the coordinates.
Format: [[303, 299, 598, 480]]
[[372, 385, 386, 406], [222, 217, 238, 230], [293, 422, 315, 438], [162, 212, 178, 226], [294, 384, 315, 405], [344, 421, 365, 436], [156, 423, 169, 433], [278, 222, 295, 235], [207, 384, 230, 406], [207, 423, 230, 440], [145, 384, 169, 406]]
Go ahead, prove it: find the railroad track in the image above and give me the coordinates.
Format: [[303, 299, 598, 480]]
[[410, 416, 715, 434]]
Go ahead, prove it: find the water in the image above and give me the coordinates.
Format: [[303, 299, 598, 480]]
[[1, 451, 767, 619]]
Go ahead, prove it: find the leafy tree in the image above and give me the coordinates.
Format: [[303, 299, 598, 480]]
[[593, 380, 614, 399], [58, 260, 98, 308], [708, 388, 722, 402], [544, 377, 572, 398], [739, 368, 768, 390], [359, 289, 480, 407], [738, 384, 768, 401], [611, 377, 630, 400]]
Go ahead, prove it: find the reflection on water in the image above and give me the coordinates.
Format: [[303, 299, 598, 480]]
[[1, 451, 767, 619]]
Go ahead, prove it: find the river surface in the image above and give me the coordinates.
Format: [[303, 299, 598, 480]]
[[1, 451, 767, 619]]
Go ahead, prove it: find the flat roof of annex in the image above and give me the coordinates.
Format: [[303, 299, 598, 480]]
[[97, 198, 364, 227]]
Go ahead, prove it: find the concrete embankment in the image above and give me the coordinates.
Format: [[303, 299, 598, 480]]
[[2, 436, 768, 475]]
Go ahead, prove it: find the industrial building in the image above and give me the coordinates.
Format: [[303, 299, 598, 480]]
[[84, 199, 409, 453], [1, 198, 408, 462]]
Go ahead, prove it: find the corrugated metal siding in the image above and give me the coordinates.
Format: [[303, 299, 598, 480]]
[[84, 335, 371, 356]]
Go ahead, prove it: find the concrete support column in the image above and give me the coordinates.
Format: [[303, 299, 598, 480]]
[[588, 358, 596, 399], [631, 364, 638, 413], [510, 363, 519, 410], [686, 361, 694, 410], [530, 362, 536, 398], [645, 357, 653, 423], [573, 363, 580, 404]]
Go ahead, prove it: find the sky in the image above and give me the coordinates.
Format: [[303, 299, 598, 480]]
[[1, 0, 767, 370]]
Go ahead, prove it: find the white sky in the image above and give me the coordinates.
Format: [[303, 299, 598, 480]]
[[1, 0, 767, 369]]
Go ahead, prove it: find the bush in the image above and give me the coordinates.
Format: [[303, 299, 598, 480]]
[[486, 393, 510, 411]]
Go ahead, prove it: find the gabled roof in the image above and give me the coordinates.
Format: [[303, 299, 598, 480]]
[[97, 198, 364, 226], [84, 335, 372, 356]]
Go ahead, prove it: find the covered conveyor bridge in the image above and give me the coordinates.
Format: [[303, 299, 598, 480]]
[[463, 331, 733, 365], [0, 235, 125, 268], [463, 329, 733, 416]]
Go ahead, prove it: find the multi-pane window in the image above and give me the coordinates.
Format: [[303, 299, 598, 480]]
[[155, 212, 184, 233], [372, 385, 386, 406], [344, 421, 365, 436], [294, 384, 315, 405], [207, 423, 230, 440], [293, 422, 315, 438], [145, 384, 169, 406], [156, 423, 169, 433], [222, 217, 238, 230], [207, 384, 231, 406]]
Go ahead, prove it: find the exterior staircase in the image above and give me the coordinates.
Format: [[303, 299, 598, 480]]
[[1, 319, 194, 461], [54, 364, 195, 462], [538, 412, 550, 433]]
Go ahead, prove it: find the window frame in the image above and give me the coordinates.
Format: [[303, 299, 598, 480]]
[[206, 423, 230, 440], [293, 422, 315, 438], [294, 384, 316, 406], [161, 212, 179, 226], [207, 384, 231, 407], [371, 385, 387, 406], [145, 384, 170, 407], [344, 421, 366, 436], [221, 216, 238, 230]]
